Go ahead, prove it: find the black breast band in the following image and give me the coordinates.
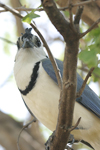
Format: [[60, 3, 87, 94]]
[[19, 61, 40, 95]]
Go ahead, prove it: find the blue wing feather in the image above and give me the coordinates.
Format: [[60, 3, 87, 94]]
[[42, 58, 100, 118]]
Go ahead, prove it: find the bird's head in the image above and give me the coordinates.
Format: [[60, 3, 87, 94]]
[[16, 28, 46, 61], [17, 28, 42, 49]]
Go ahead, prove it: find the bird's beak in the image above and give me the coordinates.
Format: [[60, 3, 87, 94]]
[[22, 38, 34, 49]]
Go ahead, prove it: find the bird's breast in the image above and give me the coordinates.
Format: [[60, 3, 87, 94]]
[[22, 65, 60, 131], [14, 60, 60, 130], [14, 58, 100, 133]]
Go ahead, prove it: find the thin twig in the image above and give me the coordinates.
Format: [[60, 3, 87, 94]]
[[81, 140, 94, 149], [79, 18, 100, 38], [0, 7, 44, 13], [59, 0, 97, 11], [30, 22, 62, 89], [68, 0, 73, 25], [73, 6, 84, 33], [17, 119, 36, 150], [0, 2, 23, 18], [69, 117, 81, 132], [68, 0, 77, 33], [76, 67, 94, 98], [0, 0, 97, 13], [74, 6, 84, 25], [0, 37, 16, 45], [78, 66, 100, 78], [73, 0, 97, 7], [62, 0, 97, 11]]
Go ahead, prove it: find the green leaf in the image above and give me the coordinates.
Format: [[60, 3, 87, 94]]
[[78, 48, 98, 67], [22, 10, 40, 24]]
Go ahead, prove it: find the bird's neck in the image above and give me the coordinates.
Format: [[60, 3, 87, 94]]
[[15, 48, 46, 64]]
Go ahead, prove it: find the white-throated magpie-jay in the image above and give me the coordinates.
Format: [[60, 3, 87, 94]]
[[14, 28, 100, 150]]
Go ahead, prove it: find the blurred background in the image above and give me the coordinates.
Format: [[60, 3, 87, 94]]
[[0, 0, 100, 150]]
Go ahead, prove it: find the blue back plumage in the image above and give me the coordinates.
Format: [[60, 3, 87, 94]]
[[42, 58, 100, 118]]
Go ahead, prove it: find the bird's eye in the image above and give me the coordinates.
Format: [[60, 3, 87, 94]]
[[35, 36, 41, 47]]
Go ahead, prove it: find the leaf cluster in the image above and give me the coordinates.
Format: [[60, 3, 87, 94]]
[[79, 26, 100, 81]]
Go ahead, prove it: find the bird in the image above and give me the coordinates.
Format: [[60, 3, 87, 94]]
[[14, 28, 100, 150]]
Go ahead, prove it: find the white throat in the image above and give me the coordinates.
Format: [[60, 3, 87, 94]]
[[14, 47, 46, 90], [15, 46, 46, 63]]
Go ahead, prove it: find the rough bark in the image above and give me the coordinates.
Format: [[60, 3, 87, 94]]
[[42, 0, 82, 150]]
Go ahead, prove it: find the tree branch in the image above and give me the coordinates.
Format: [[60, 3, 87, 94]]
[[0, 2, 23, 18], [78, 66, 100, 78], [74, 6, 84, 25], [0, 0, 97, 13], [0, 37, 16, 45], [0, 7, 44, 13], [69, 117, 81, 132], [79, 17, 100, 38], [68, 0, 97, 8], [68, 0, 77, 33], [57, 0, 97, 11], [0, 111, 44, 150], [42, 1, 80, 150], [68, 0, 73, 26], [17, 118, 36, 150], [76, 67, 94, 98]]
